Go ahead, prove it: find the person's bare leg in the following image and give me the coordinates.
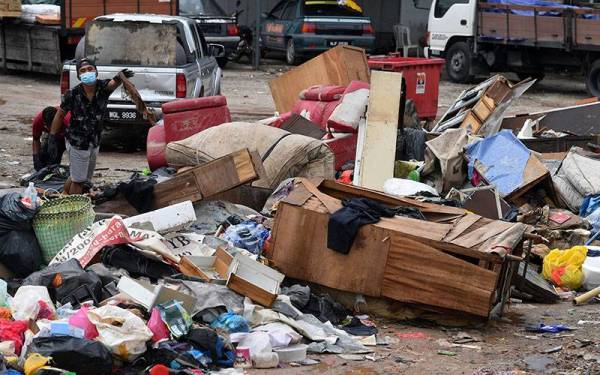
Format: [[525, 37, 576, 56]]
[[69, 181, 84, 195], [63, 177, 72, 195]]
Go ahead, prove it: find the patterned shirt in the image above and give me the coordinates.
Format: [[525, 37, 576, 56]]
[[60, 79, 112, 150]]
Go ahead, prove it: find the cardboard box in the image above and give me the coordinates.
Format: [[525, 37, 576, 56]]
[[226, 253, 285, 307], [117, 277, 197, 313], [179, 247, 234, 284]]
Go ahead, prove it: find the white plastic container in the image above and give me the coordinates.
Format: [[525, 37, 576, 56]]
[[273, 344, 308, 363], [582, 253, 600, 291]]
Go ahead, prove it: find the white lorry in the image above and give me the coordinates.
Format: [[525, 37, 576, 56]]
[[425, 0, 600, 95]]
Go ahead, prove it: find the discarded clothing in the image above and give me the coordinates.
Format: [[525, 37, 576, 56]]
[[327, 198, 410, 254], [117, 178, 157, 213], [102, 245, 176, 281], [281, 284, 349, 325]]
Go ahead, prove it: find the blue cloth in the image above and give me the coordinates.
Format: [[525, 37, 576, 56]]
[[526, 323, 574, 333], [466, 130, 530, 197], [580, 195, 600, 232], [486, 0, 600, 19], [210, 312, 250, 333]]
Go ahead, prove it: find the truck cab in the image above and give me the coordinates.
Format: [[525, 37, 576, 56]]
[[62, 14, 223, 127], [425, 0, 477, 82]]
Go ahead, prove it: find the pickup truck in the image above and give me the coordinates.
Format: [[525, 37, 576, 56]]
[[61, 13, 224, 127]]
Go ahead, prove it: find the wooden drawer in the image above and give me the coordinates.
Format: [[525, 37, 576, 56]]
[[576, 18, 600, 46]]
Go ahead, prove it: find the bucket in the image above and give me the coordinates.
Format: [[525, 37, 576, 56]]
[[33, 195, 95, 263]]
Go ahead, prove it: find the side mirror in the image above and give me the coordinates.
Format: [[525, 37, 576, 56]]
[[208, 43, 226, 58]]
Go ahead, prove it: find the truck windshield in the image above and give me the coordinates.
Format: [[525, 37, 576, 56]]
[[85, 21, 179, 66], [303, 1, 364, 17], [179, 0, 227, 17]]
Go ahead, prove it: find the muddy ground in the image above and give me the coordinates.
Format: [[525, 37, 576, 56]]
[[0, 63, 598, 374]]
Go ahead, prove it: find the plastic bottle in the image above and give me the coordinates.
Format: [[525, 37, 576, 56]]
[[21, 182, 39, 209]]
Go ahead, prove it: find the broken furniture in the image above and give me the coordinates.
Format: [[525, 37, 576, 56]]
[[432, 75, 535, 136], [269, 179, 528, 318], [147, 96, 231, 170], [269, 45, 370, 114]]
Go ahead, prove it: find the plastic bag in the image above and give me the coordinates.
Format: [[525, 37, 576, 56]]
[[0, 279, 11, 308], [68, 306, 98, 340], [383, 178, 438, 197], [0, 192, 37, 236], [10, 286, 56, 321], [27, 336, 113, 375], [87, 305, 153, 361], [0, 230, 43, 277], [22, 258, 104, 307], [542, 246, 588, 290], [157, 300, 192, 339], [0, 319, 28, 355], [210, 312, 250, 333], [148, 307, 170, 343], [223, 221, 270, 254]]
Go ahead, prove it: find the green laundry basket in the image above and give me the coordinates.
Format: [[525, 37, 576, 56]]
[[33, 195, 95, 264]]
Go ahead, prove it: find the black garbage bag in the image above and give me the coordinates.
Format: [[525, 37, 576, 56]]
[[0, 230, 42, 277], [102, 245, 176, 281], [22, 258, 104, 306], [20, 165, 69, 193], [28, 336, 113, 375], [0, 192, 37, 236]]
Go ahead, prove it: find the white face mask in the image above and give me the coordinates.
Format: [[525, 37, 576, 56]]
[[80, 71, 97, 85]]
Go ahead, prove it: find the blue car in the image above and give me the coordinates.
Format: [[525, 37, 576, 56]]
[[261, 0, 375, 65]]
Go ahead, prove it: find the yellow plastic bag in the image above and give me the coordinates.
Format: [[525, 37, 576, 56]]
[[542, 246, 587, 290]]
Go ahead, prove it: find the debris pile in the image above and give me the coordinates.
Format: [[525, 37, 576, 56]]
[[2, 46, 600, 373]]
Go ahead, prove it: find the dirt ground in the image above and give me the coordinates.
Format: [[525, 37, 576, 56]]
[[0, 63, 598, 374]]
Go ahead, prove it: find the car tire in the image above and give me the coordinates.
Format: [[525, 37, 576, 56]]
[[586, 60, 600, 97], [217, 57, 228, 69], [286, 38, 299, 65], [445, 41, 473, 83]]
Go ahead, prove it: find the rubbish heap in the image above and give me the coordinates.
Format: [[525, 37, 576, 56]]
[[1, 46, 600, 374]]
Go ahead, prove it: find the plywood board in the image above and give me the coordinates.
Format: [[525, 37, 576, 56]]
[[268, 46, 370, 113], [271, 202, 391, 297], [381, 235, 498, 317], [153, 148, 263, 208], [354, 70, 402, 191]]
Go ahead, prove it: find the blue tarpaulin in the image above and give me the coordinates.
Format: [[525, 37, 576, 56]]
[[466, 130, 530, 197]]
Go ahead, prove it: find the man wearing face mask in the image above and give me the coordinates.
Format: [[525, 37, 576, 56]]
[[48, 58, 134, 194]]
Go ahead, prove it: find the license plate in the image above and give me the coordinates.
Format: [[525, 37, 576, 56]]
[[328, 40, 350, 47], [108, 110, 138, 121]]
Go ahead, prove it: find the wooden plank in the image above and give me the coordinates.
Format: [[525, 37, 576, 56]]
[[152, 148, 262, 209], [270, 202, 391, 297], [354, 70, 402, 190], [381, 235, 498, 317], [444, 214, 482, 242], [268, 46, 370, 113], [451, 220, 516, 249], [377, 216, 452, 242]]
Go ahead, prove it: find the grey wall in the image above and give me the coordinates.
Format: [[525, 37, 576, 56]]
[[220, 0, 432, 53]]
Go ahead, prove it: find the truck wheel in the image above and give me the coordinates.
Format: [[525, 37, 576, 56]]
[[286, 38, 299, 65], [586, 60, 600, 97], [445, 41, 473, 83]]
